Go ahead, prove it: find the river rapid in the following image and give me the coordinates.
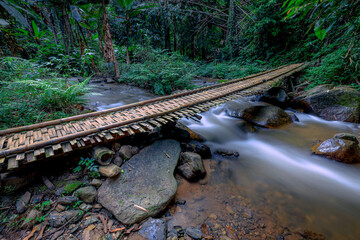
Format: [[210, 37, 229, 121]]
[[170, 100, 360, 240]]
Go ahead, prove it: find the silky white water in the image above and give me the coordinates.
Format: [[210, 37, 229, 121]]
[[180, 103, 360, 239]]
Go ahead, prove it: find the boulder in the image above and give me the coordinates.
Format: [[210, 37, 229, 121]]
[[48, 210, 84, 228], [138, 218, 167, 240], [224, 100, 250, 118], [177, 152, 206, 181], [257, 87, 290, 108], [297, 85, 360, 123], [97, 139, 180, 225], [99, 164, 121, 178], [75, 186, 97, 203], [224, 101, 293, 128], [241, 105, 293, 128], [312, 133, 360, 163]]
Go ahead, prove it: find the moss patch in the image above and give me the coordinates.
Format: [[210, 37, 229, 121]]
[[64, 181, 83, 194]]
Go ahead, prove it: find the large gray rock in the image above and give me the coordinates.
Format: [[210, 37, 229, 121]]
[[297, 85, 360, 123], [177, 152, 206, 181], [97, 139, 181, 225], [138, 218, 167, 240]]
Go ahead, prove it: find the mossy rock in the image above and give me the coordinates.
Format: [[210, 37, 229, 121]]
[[64, 181, 83, 194]]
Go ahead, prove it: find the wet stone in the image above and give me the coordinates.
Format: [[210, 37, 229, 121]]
[[138, 218, 167, 240], [186, 227, 202, 239], [30, 194, 43, 204]]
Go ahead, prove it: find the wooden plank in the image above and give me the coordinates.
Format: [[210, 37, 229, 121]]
[[149, 120, 162, 127], [15, 153, 25, 161], [7, 157, 18, 170], [0, 136, 6, 149], [26, 152, 36, 163], [105, 133, 114, 141], [61, 142, 73, 153], [70, 139, 78, 146], [94, 136, 102, 143], [45, 147, 54, 158], [52, 144, 62, 154], [140, 122, 154, 131]]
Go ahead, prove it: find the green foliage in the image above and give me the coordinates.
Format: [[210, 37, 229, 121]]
[[0, 57, 90, 129], [306, 45, 360, 89], [35, 201, 51, 211], [120, 50, 196, 95], [196, 61, 267, 80], [74, 157, 100, 178]]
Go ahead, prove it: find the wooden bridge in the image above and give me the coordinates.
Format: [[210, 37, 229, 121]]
[[0, 63, 305, 172]]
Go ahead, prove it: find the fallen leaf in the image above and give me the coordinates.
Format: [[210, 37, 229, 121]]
[[99, 214, 108, 233], [164, 152, 170, 158]]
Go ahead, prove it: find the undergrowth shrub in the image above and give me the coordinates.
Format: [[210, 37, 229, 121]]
[[0, 58, 90, 129], [306, 45, 360, 89], [195, 61, 267, 79], [120, 51, 197, 95]]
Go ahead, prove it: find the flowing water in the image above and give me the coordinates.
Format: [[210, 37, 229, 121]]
[[169, 100, 360, 240]]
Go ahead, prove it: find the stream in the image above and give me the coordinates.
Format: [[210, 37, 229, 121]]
[[170, 103, 360, 239], [86, 82, 360, 239]]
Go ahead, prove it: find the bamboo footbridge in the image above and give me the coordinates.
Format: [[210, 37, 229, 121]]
[[0, 63, 305, 172]]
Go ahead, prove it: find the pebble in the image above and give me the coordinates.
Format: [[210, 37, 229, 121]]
[[186, 227, 202, 239], [56, 204, 66, 212], [79, 203, 92, 212], [209, 213, 218, 220], [91, 179, 103, 187]]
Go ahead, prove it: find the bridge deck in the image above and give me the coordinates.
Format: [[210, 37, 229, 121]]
[[0, 63, 305, 172]]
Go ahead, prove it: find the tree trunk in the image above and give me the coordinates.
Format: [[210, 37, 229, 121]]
[[48, 7, 58, 44], [164, 9, 171, 51], [227, 0, 236, 59], [173, 18, 177, 52], [61, 3, 74, 53], [102, 0, 120, 77]]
